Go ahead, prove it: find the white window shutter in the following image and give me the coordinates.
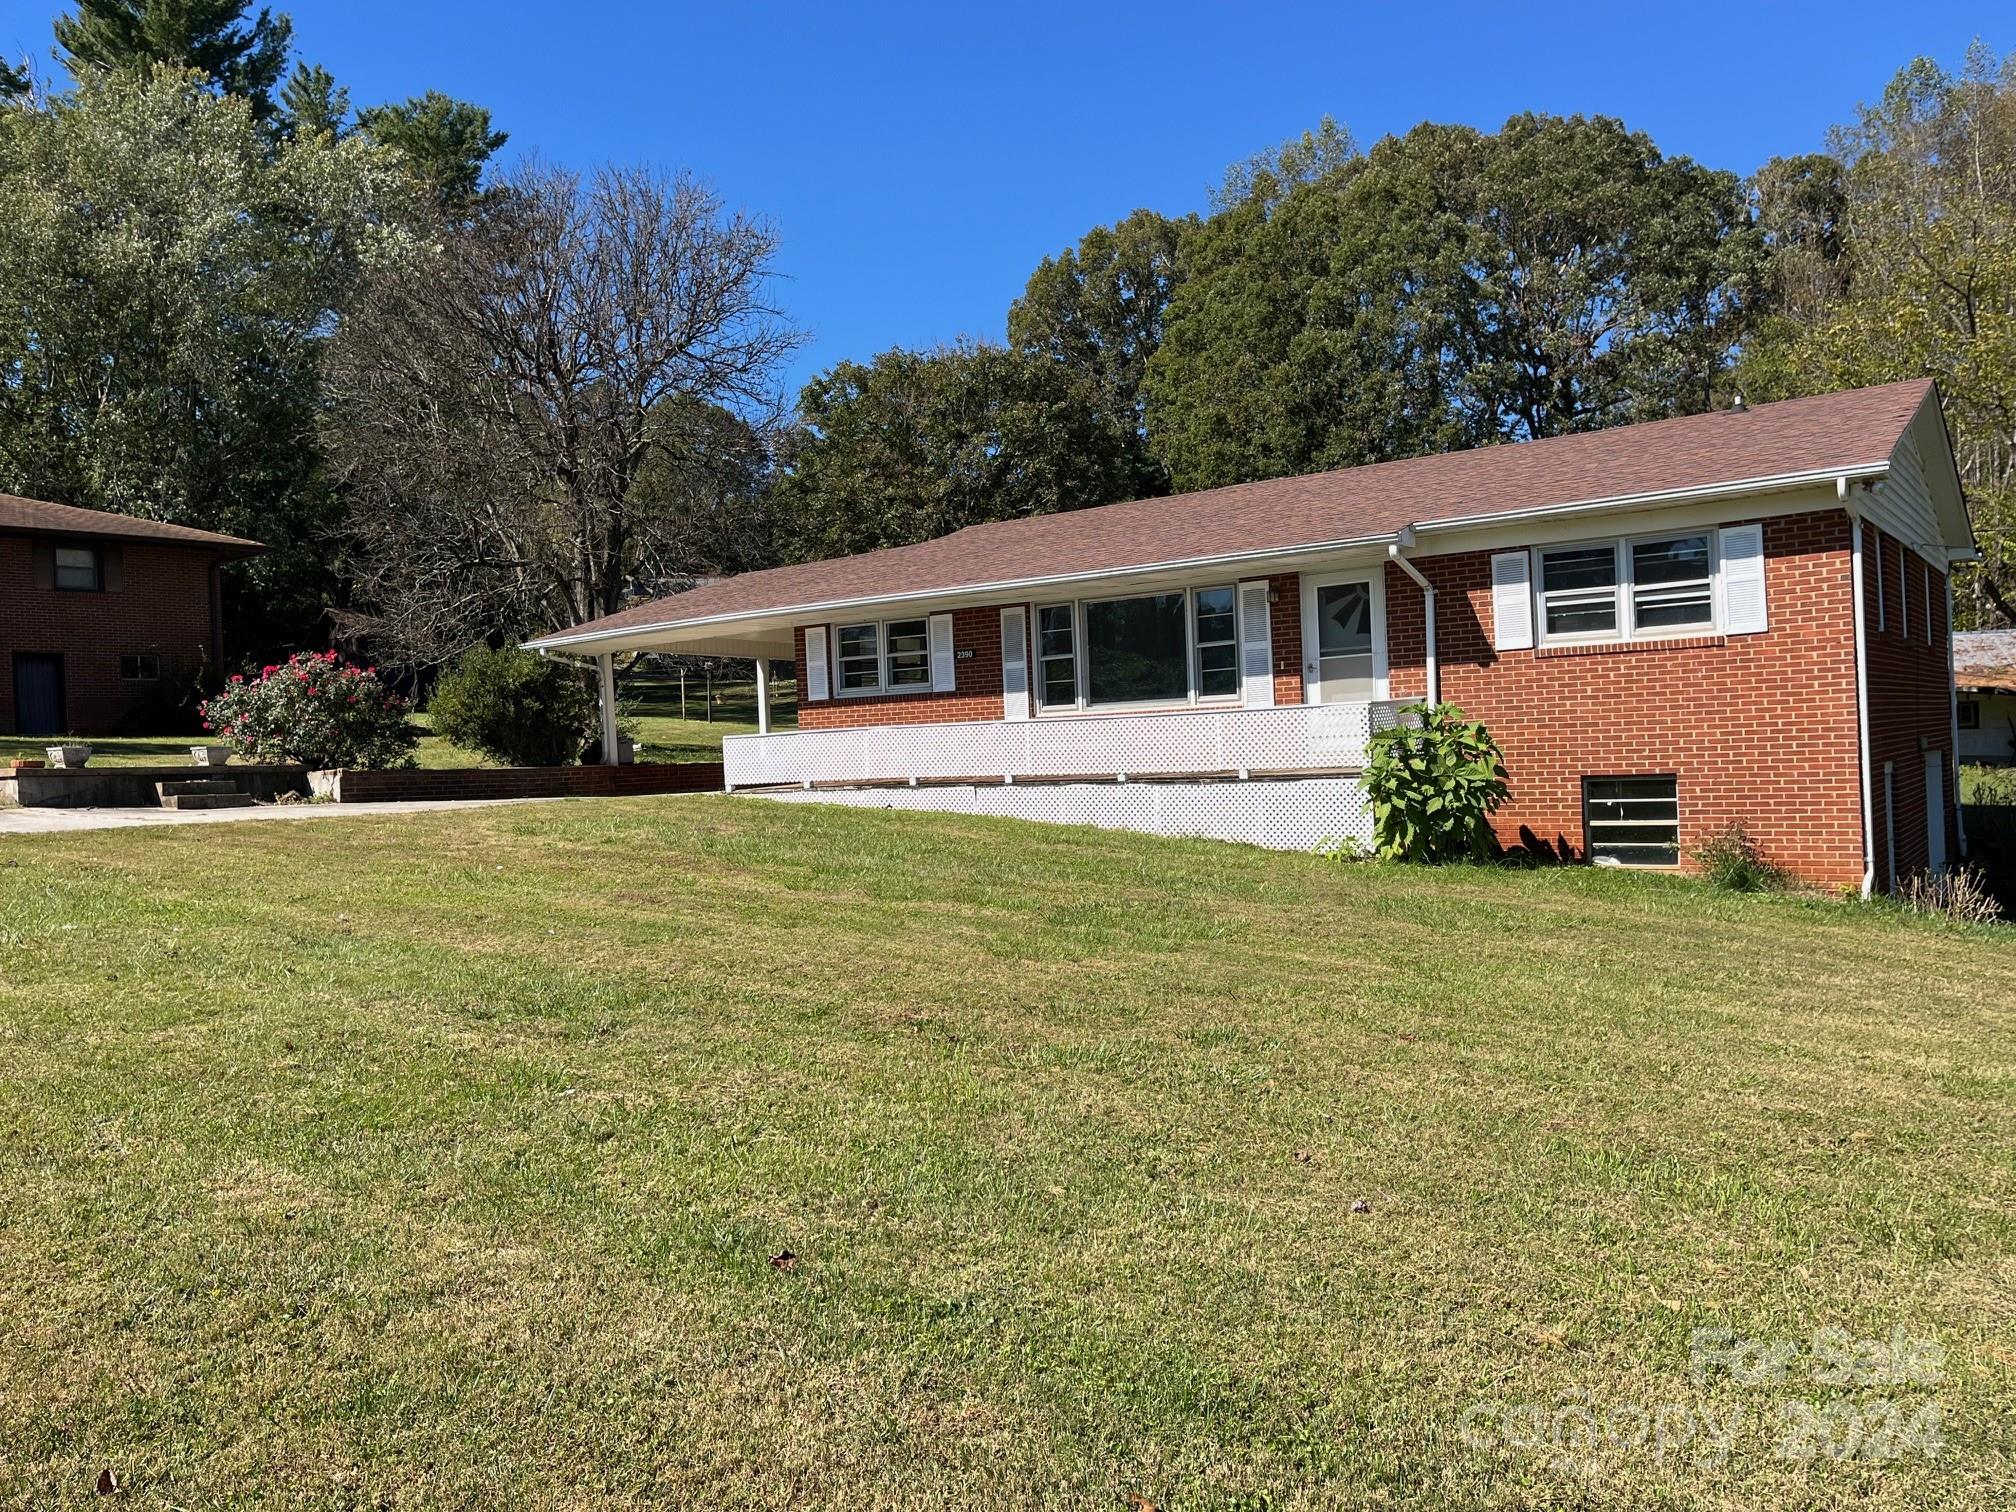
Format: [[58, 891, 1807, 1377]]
[[804, 626, 829, 701], [1238, 581, 1274, 707], [1719, 523, 1768, 635], [999, 607, 1029, 722], [928, 613, 956, 692], [1490, 552, 1533, 651]]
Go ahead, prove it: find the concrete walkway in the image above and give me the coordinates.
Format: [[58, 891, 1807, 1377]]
[[0, 796, 566, 835]]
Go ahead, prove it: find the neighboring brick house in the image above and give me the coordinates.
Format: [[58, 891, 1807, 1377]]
[[1, 494, 262, 737], [531, 381, 1975, 895]]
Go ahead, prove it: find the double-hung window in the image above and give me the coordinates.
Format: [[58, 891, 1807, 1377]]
[[1036, 584, 1240, 710], [1037, 604, 1076, 708], [833, 617, 932, 694], [54, 546, 103, 592], [835, 623, 881, 691], [1536, 533, 1715, 643], [1192, 586, 1238, 697]]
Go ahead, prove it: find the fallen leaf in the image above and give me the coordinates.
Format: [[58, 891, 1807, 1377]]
[[1124, 1496, 1159, 1512], [1350, 1198, 1372, 1215], [1293, 1149, 1315, 1165], [769, 1250, 799, 1273], [95, 1468, 118, 1495], [1531, 1328, 1567, 1349]]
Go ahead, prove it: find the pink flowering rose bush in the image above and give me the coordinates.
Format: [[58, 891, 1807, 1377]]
[[199, 652, 418, 770]]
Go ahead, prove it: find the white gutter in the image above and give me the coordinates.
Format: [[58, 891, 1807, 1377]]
[[1387, 537, 1438, 706], [1946, 572, 1967, 859], [524, 460, 1895, 654], [1844, 480, 1876, 899]]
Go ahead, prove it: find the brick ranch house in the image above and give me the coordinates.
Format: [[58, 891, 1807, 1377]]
[[531, 380, 1975, 895], [1, 493, 262, 736]]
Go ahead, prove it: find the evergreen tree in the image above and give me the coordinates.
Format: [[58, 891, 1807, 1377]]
[[277, 60, 346, 141], [54, 0, 293, 118], [357, 92, 507, 209]]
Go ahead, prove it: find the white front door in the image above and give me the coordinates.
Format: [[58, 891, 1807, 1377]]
[[1301, 571, 1386, 704], [1925, 751, 1947, 875]]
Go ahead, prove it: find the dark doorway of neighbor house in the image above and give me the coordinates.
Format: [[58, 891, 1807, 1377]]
[[12, 653, 66, 735]]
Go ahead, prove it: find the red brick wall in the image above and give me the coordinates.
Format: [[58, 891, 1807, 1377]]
[[1263, 573, 1306, 705], [0, 536, 223, 736], [1864, 526, 1959, 886], [329, 762, 724, 802], [794, 605, 1013, 728], [1384, 510, 1868, 886]]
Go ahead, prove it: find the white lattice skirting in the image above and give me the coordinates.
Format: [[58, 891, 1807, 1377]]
[[749, 776, 1373, 852]]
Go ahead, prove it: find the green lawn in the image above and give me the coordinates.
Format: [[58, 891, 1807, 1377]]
[[1, 799, 2011, 1508], [3, 676, 796, 770]]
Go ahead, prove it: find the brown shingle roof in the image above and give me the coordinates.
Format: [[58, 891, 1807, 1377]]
[[0, 493, 263, 553], [1956, 630, 2016, 691], [534, 379, 1939, 646]]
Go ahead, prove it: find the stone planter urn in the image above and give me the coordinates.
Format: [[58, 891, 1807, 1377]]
[[45, 744, 91, 769], [191, 745, 233, 767]]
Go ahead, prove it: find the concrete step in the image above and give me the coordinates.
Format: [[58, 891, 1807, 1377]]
[[156, 779, 241, 799], [158, 792, 257, 811]]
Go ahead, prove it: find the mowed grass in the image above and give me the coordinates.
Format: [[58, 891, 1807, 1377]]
[[0, 799, 2012, 1509]]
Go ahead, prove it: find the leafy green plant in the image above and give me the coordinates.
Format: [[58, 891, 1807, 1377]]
[[1962, 764, 2016, 806], [1360, 703, 1509, 863], [1689, 821, 1784, 892], [428, 645, 594, 767], [1315, 833, 1371, 864], [200, 651, 417, 770]]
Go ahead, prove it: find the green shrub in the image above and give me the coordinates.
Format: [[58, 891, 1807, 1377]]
[[200, 652, 417, 770], [429, 645, 594, 767], [1360, 702, 1509, 862], [1689, 821, 1783, 892], [1962, 764, 2016, 806]]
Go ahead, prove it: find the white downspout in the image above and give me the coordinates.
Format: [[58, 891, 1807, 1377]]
[[1844, 481, 1876, 898], [1945, 569, 1967, 859], [1388, 540, 1438, 706]]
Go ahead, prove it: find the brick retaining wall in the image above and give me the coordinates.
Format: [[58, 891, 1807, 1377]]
[[318, 762, 725, 803]]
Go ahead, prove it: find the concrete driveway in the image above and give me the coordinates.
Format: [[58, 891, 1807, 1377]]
[[0, 797, 564, 835]]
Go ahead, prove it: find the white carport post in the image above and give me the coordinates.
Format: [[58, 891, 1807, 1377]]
[[596, 652, 621, 765], [754, 657, 772, 735]]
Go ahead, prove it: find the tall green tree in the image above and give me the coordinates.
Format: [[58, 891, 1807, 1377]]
[[775, 343, 1144, 561], [0, 57, 32, 103], [54, 0, 292, 117], [0, 65, 417, 652], [1008, 207, 1194, 497], [277, 59, 346, 142], [1145, 113, 1763, 491], [356, 91, 506, 209], [1739, 46, 2016, 626]]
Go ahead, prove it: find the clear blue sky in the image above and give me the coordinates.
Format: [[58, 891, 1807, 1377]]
[[8, 1, 2006, 394]]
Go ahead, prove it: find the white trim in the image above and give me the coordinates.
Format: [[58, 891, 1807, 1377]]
[[927, 612, 956, 692], [1531, 528, 1725, 648], [1000, 607, 1029, 723], [1299, 569, 1387, 705], [1947, 573, 1967, 859], [804, 626, 829, 702], [524, 463, 1894, 652], [1883, 761, 1896, 893], [831, 613, 937, 698], [1033, 580, 1246, 716], [1850, 512, 1876, 899], [1237, 579, 1275, 708]]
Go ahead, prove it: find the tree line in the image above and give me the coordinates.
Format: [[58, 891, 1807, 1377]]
[[2, 4, 2011, 682]]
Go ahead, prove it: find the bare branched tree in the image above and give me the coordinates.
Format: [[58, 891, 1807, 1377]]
[[323, 160, 803, 664]]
